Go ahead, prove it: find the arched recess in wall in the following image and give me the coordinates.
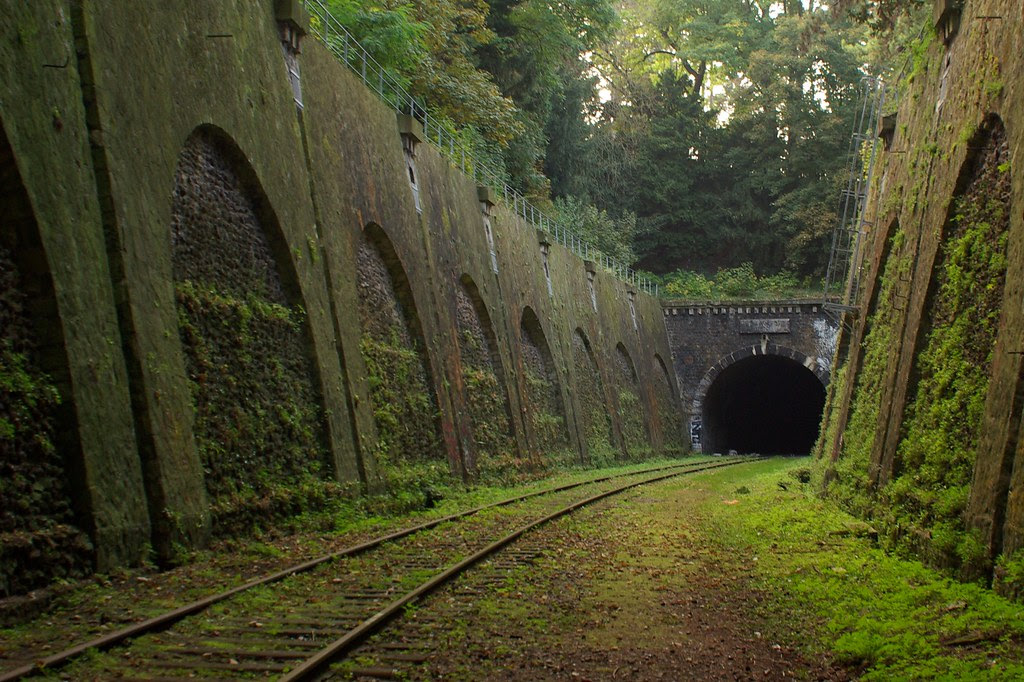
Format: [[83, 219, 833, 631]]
[[889, 114, 1012, 567], [356, 223, 444, 479], [171, 125, 329, 533], [696, 344, 827, 455], [572, 329, 615, 463], [615, 342, 650, 456], [1, 120, 92, 595], [454, 275, 517, 480], [519, 307, 570, 462], [653, 353, 684, 449]]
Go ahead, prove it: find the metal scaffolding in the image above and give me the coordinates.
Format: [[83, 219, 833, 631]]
[[823, 76, 888, 321]]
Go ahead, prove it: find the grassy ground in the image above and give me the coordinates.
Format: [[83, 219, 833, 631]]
[[6, 456, 1024, 680], [0, 456, 709, 670], [702, 458, 1024, 679], [409, 457, 1024, 680]]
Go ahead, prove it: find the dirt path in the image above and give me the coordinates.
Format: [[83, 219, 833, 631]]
[[371, 473, 848, 680]]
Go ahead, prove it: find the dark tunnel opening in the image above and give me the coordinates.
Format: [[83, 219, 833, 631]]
[[701, 354, 826, 455]]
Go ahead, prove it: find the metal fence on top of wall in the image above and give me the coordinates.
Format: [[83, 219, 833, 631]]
[[300, 0, 658, 297]]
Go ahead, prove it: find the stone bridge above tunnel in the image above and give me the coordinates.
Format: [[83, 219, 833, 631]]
[[663, 300, 838, 455]]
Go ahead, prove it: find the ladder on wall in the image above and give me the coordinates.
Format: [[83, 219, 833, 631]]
[[823, 76, 887, 323]]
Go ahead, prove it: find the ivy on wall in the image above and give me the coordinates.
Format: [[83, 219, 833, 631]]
[[172, 130, 330, 533], [572, 331, 616, 466], [886, 122, 1011, 575], [356, 236, 445, 502], [454, 283, 518, 482]]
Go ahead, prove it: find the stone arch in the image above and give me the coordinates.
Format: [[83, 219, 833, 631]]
[[572, 328, 615, 462], [1, 120, 92, 595], [454, 274, 517, 479], [653, 353, 684, 449], [171, 125, 329, 532], [614, 342, 649, 455], [694, 343, 828, 455], [519, 307, 570, 459], [356, 223, 444, 474]]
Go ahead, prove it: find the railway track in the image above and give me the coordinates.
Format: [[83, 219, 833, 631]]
[[2, 456, 751, 681]]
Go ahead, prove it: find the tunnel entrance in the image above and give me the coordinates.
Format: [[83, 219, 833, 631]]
[[701, 354, 826, 455]]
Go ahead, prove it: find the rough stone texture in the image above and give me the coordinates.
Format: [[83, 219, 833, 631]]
[[520, 309, 571, 461], [455, 280, 517, 479], [0, 0, 150, 578], [571, 330, 615, 462], [0, 237, 91, 596], [615, 343, 649, 456], [819, 0, 1024, 582], [71, 0, 359, 560], [356, 229, 443, 471], [171, 130, 330, 531], [0, 0, 686, 590], [171, 131, 289, 304], [653, 354, 685, 449]]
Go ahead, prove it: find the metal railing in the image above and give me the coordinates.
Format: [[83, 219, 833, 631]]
[[301, 0, 657, 296], [823, 76, 888, 320]]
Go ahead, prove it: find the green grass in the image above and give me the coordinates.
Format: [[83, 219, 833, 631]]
[[696, 459, 1024, 679]]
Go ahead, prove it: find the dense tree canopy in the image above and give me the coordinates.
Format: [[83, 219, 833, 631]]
[[329, 0, 921, 288]]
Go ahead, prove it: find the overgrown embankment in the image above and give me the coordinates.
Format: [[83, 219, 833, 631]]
[[816, 1, 1021, 590]]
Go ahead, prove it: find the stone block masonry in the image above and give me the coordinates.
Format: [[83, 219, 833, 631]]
[[663, 300, 836, 453], [0, 0, 684, 594]]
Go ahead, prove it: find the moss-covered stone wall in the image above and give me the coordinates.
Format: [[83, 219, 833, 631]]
[[819, 0, 1024, 590], [172, 129, 331, 533], [572, 330, 616, 465], [356, 228, 446, 491], [0, 0, 684, 593], [455, 280, 518, 481], [520, 309, 572, 464], [615, 343, 649, 457], [0, 213, 90, 596]]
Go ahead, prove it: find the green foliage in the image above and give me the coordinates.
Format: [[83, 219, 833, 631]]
[[700, 459, 1024, 680], [1, 341, 93, 596], [176, 281, 330, 529], [617, 388, 648, 458], [463, 366, 522, 484], [661, 263, 807, 300], [360, 334, 443, 474], [584, 1, 870, 278], [822, 230, 908, 516], [554, 195, 636, 267], [524, 370, 568, 456], [1, 242, 92, 596], [886, 191, 1009, 574]]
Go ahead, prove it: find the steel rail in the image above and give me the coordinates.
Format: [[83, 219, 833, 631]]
[[0, 457, 735, 682], [281, 457, 750, 680]]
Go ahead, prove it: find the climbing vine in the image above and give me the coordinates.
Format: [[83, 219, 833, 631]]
[[824, 228, 907, 515], [886, 139, 1010, 575], [177, 281, 331, 533], [0, 245, 91, 596]]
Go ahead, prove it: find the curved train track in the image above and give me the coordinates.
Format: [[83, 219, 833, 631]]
[[1, 456, 751, 681]]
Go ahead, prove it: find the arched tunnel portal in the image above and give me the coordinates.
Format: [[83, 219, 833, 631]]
[[695, 348, 828, 456]]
